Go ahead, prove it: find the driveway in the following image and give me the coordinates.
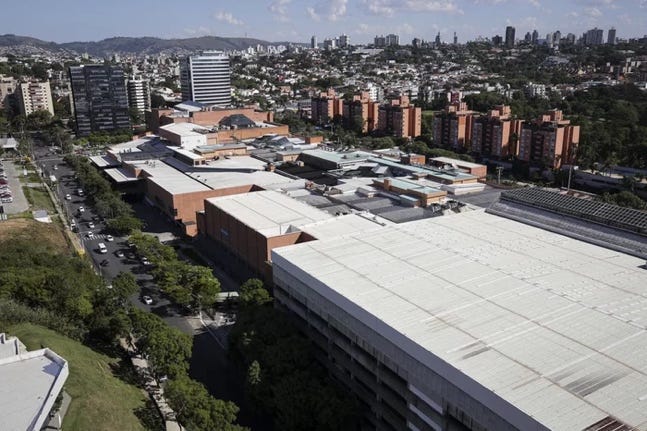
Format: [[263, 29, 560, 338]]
[[1, 161, 29, 214]]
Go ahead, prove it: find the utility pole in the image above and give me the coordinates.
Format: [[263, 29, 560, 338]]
[[567, 144, 577, 192], [496, 166, 504, 185]]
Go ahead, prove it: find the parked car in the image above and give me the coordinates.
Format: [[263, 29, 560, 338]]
[[142, 295, 153, 305], [1, 197, 12, 203], [106, 235, 114, 242], [141, 256, 152, 266], [86, 232, 95, 239], [115, 250, 125, 258], [78, 206, 85, 213], [87, 222, 95, 229], [65, 193, 71, 200]]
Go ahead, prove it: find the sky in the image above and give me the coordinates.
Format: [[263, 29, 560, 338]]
[[4, 0, 647, 44]]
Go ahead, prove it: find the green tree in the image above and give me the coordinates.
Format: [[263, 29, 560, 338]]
[[182, 264, 220, 309], [165, 374, 246, 431], [239, 278, 271, 307], [130, 309, 192, 378], [111, 272, 139, 304]]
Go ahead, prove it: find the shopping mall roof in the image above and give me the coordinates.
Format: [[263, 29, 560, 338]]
[[206, 190, 332, 237], [0, 335, 68, 431], [273, 210, 647, 431], [136, 160, 211, 194]]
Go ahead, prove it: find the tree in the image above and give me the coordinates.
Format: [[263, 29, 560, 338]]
[[130, 309, 193, 378], [165, 374, 246, 431], [182, 264, 220, 309], [111, 272, 139, 304], [106, 214, 142, 235], [239, 278, 271, 307]]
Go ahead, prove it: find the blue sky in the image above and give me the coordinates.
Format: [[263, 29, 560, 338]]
[[5, 0, 647, 44]]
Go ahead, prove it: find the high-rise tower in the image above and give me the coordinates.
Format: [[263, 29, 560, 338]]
[[180, 51, 231, 106]]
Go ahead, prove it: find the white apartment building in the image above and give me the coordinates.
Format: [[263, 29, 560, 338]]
[[16, 81, 54, 116], [180, 51, 231, 106], [127, 77, 151, 116]]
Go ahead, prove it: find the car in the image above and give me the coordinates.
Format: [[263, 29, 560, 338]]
[[87, 222, 95, 229], [53, 165, 58, 170], [86, 232, 95, 239], [127, 241, 136, 249], [77, 189, 84, 196], [1, 197, 12, 203], [115, 250, 124, 258], [0, 192, 11, 197], [78, 206, 85, 213], [106, 235, 114, 242], [65, 193, 71, 200], [142, 295, 153, 305], [141, 256, 152, 266]]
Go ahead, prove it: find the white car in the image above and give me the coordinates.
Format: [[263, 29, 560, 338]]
[[142, 295, 153, 305], [78, 206, 85, 213], [65, 193, 71, 200], [86, 232, 95, 239], [106, 235, 114, 242], [87, 222, 95, 229]]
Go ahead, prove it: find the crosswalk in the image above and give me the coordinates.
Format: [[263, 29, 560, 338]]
[[81, 233, 111, 242]]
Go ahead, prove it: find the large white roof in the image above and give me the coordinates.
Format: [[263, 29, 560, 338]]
[[273, 210, 647, 431], [206, 190, 332, 237], [134, 160, 211, 194], [0, 346, 68, 431]]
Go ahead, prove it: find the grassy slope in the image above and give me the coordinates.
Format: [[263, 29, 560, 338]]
[[7, 323, 147, 431]]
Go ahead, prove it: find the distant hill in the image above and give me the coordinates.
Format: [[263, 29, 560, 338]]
[[0, 34, 292, 56]]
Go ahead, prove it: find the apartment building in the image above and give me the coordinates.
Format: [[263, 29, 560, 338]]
[[127, 77, 151, 118], [377, 95, 421, 138], [342, 91, 380, 133], [432, 102, 474, 151], [0, 75, 16, 111], [517, 109, 580, 168], [69, 64, 130, 136], [311, 88, 344, 125], [470, 105, 523, 158], [15, 81, 54, 116]]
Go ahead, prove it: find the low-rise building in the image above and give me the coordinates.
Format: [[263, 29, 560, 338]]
[[200, 190, 332, 279], [0, 333, 69, 431]]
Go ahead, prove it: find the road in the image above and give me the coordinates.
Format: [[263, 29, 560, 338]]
[[32, 141, 263, 429]]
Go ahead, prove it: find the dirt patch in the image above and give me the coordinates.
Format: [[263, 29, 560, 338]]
[[0, 218, 70, 252]]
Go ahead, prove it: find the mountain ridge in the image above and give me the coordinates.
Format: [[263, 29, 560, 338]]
[[0, 34, 299, 56]]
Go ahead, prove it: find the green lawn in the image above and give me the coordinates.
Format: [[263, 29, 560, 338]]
[[23, 185, 55, 212], [6, 324, 150, 431]]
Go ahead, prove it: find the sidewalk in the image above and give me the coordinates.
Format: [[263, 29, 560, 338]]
[[119, 338, 183, 431]]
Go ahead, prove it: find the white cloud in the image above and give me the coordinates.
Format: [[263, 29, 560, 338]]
[[269, 0, 292, 22], [307, 0, 348, 22], [214, 11, 244, 26], [397, 23, 415, 35], [363, 0, 462, 16], [355, 23, 372, 34], [584, 7, 602, 17], [529, 0, 541, 8]]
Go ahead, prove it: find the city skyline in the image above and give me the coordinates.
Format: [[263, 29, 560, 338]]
[[3, 0, 646, 45]]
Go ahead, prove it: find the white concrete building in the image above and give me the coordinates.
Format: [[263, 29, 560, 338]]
[[180, 51, 231, 106], [0, 333, 69, 431], [127, 77, 151, 117], [16, 81, 54, 116]]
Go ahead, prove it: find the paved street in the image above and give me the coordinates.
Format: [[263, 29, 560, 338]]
[[31, 140, 262, 428]]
